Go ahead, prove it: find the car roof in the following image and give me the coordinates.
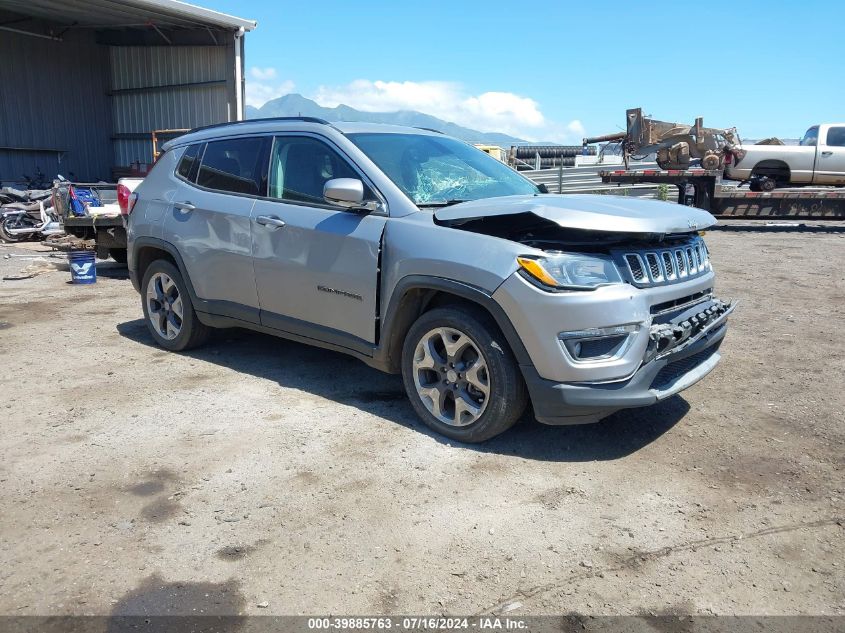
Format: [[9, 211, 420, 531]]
[[162, 118, 443, 151]]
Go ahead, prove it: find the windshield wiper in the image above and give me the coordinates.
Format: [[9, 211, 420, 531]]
[[417, 199, 470, 208]]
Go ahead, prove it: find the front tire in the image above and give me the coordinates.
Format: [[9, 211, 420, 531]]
[[140, 260, 210, 351], [401, 306, 527, 443]]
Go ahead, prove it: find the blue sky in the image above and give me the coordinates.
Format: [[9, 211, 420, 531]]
[[201, 0, 843, 142]]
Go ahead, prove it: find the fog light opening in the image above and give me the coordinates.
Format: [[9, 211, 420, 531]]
[[558, 324, 640, 362]]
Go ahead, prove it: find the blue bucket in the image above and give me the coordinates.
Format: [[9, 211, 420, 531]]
[[68, 250, 96, 284]]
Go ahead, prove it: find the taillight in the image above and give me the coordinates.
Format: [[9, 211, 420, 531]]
[[117, 184, 137, 215], [723, 152, 732, 165]]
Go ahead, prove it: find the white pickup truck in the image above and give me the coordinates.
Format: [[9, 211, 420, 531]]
[[54, 177, 142, 262], [726, 123, 845, 190]]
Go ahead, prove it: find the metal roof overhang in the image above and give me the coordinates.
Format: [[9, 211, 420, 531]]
[[0, 0, 256, 33]]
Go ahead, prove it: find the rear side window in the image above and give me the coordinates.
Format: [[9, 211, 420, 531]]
[[176, 144, 202, 181], [197, 137, 266, 195], [800, 126, 819, 147], [826, 127, 845, 147]]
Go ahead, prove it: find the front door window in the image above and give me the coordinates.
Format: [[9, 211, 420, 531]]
[[268, 136, 371, 205]]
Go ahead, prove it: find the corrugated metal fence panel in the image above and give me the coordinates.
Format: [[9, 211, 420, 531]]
[[0, 30, 113, 183], [524, 162, 674, 199], [109, 46, 231, 166]]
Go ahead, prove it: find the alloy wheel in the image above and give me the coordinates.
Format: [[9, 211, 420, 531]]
[[411, 327, 490, 427], [146, 272, 184, 340]]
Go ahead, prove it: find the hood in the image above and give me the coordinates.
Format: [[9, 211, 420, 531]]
[[433, 194, 716, 234]]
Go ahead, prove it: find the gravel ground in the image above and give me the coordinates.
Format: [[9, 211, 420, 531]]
[[0, 223, 843, 617]]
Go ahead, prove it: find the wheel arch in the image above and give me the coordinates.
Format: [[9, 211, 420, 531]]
[[131, 237, 202, 308], [376, 275, 532, 373], [751, 159, 791, 180]]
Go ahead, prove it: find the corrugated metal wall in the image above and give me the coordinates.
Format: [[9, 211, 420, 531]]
[[0, 29, 235, 184], [0, 29, 113, 182], [109, 45, 232, 166]]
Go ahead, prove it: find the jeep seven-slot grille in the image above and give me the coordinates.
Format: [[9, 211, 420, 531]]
[[625, 254, 645, 280], [616, 237, 710, 288]]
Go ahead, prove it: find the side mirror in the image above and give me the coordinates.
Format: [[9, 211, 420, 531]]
[[323, 178, 379, 212], [537, 183, 549, 194]]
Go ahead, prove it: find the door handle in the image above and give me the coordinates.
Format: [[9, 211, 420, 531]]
[[256, 215, 287, 229], [173, 201, 195, 213], [821, 151, 833, 156]]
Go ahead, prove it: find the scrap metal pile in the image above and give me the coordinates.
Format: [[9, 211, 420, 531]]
[[0, 181, 121, 247], [0, 186, 61, 243]]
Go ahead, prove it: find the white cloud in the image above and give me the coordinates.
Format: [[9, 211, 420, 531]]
[[249, 66, 277, 81], [567, 119, 586, 139], [312, 79, 582, 142], [244, 67, 294, 108], [537, 119, 587, 145], [244, 74, 585, 141]]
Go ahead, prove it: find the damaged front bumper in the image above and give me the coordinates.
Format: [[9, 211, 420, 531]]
[[645, 298, 735, 363], [522, 298, 735, 426]]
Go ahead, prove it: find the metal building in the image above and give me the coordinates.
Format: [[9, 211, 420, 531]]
[[0, 0, 256, 184]]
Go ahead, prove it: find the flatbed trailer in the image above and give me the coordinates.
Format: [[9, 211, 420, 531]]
[[600, 168, 845, 219]]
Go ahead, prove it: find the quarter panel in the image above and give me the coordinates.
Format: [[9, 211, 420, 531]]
[[737, 145, 816, 183], [130, 150, 182, 243]]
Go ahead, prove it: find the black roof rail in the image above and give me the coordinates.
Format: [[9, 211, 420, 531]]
[[414, 127, 444, 134], [187, 116, 334, 135]]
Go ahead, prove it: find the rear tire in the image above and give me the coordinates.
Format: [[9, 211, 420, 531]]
[[401, 306, 527, 443], [751, 164, 789, 191], [758, 177, 777, 192], [140, 259, 210, 351], [0, 217, 23, 242]]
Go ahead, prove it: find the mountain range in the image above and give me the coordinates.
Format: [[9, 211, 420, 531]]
[[245, 94, 525, 145]]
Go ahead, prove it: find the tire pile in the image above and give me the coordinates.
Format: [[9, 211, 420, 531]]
[[512, 145, 596, 171]]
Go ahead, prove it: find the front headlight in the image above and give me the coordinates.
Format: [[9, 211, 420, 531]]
[[517, 253, 623, 290]]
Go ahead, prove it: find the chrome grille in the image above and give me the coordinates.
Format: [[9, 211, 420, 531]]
[[697, 242, 709, 270], [645, 253, 663, 282], [617, 237, 711, 288], [625, 254, 646, 282], [661, 252, 676, 280], [675, 250, 687, 277]]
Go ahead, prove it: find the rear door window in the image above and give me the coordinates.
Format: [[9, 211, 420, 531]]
[[197, 137, 267, 196], [825, 127, 845, 147], [176, 143, 202, 181]]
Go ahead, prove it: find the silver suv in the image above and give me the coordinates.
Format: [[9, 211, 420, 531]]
[[127, 118, 733, 442]]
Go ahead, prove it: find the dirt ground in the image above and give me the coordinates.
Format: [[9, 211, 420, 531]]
[[0, 223, 843, 618]]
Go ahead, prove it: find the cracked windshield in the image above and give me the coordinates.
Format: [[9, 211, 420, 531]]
[[348, 133, 538, 205]]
